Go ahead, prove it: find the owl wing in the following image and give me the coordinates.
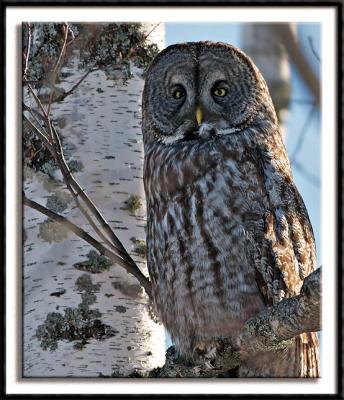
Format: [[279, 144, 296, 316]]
[[253, 136, 316, 306]]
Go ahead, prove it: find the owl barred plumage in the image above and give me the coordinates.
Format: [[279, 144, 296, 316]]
[[142, 41, 319, 377]]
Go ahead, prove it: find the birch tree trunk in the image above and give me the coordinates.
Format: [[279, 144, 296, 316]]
[[23, 23, 166, 378]]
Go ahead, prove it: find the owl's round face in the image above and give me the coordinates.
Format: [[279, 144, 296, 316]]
[[142, 41, 272, 145]]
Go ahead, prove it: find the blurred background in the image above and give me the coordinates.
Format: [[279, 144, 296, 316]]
[[23, 22, 321, 377], [166, 22, 321, 263]]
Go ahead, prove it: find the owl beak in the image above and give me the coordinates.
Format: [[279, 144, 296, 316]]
[[196, 107, 203, 126]]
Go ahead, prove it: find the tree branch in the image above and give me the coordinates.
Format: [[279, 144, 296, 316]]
[[23, 194, 152, 298], [23, 22, 32, 80], [53, 68, 99, 103], [23, 25, 150, 303], [152, 267, 321, 377], [47, 23, 70, 115], [24, 89, 143, 283]]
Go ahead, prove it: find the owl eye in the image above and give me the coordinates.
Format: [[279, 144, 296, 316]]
[[212, 87, 228, 97], [172, 87, 186, 100]]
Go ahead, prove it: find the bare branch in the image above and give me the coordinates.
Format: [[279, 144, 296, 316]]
[[48, 131, 119, 253], [23, 194, 152, 298], [24, 80, 48, 118], [66, 24, 75, 45], [308, 36, 321, 63], [142, 22, 162, 42], [24, 106, 142, 271], [48, 122, 134, 263], [23, 22, 32, 80], [54, 68, 99, 102], [24, 75, 145, 305], [47, 23, 70, 115], [23, 115, 54, 154]]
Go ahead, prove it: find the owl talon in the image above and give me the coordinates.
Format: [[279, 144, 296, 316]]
[[194, 341, 218, 362]]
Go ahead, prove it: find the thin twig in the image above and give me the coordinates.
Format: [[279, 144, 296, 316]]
[[23, 105, 50, 142], [24, 80, 48, 118], [66, 24, 75, 45], [24, 105, 119, 251], [307, 36, 321, 63], [53, 23, 69, 74], [49, 120, 142, 277], [50, 135, 119, 253], [47, 23, 70, 115], [142, 22, 161, 42], [23, 194, 152, 298], [23, 115, 52, 151], [52, 122, 136, 259], [57, 68, 99, 101], [25, 91, 142, 280], [23, 22, 153, 298], [23, 22, 32, 80]]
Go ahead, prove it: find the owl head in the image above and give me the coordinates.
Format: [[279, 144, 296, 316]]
[[142, 41, 277, 146]]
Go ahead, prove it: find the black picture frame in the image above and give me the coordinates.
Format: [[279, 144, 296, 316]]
[[1, 1, 342, 399]]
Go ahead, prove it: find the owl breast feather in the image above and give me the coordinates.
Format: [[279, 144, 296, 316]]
[[144, 135, 269, 355]]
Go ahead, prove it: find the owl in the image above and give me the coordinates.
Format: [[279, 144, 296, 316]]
[[142, 41, 319, 377]]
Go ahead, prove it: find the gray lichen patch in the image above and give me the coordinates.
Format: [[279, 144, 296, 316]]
[[73, 250, 112, 273], [39, 219, 69, 243], [46, 192, 72, 213], [115, 305, 127, 313], [67, 159, 84, 173], [75, 273, 101, 292], [36, 274, 117, 351], [99, 368, 147, 378], [112, 280, 143, 299], [125, 195, 143, 214], [147, 303, 161, 325], [134, 240, 146, 259], [24, 22, 167, 376]]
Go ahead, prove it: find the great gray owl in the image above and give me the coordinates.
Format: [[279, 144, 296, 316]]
[[142, 41, 319, 377]]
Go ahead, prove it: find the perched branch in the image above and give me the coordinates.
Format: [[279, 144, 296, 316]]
[[152, 267, 321, 377], [23, 194, 152, 298]]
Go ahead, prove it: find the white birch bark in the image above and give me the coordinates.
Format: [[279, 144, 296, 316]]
[[23, 23, 166, 377]]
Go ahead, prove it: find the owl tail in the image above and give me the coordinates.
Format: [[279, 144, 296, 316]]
[[296, 332, 320, 378]]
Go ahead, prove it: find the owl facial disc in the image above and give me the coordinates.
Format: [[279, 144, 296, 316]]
[[142, 41, 273, 146]]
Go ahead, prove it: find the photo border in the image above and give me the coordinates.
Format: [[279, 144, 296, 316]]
[[1, 1, 342, 398]]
